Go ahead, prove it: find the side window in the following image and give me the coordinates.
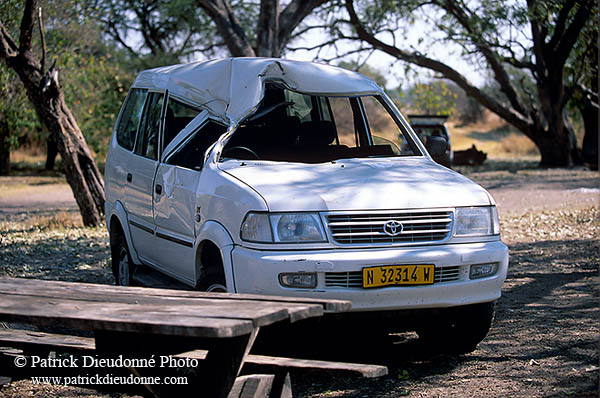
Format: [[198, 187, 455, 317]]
[[167, 121, 226, 170], [135, 92, 164, 160], [361, 96, 419, 156], [163, 99, 201, 151], [284, 90, 313, 123], [329, 97, 358, 147], [116, 88, 147, 150]]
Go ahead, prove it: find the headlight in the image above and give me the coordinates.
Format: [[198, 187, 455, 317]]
[[240, 212, 327, 243], [240, 213, 272, 242], [454, 206, 500, 237]]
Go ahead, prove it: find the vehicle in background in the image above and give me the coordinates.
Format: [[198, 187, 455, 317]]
[[408, 114, 453, 168]]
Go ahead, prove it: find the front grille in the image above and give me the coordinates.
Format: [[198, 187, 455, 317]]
[[325, 210, 452, 245], [324, 266, 462, 288]]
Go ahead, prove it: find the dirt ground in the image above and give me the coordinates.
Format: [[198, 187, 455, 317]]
[[0, 161, 598, 397]]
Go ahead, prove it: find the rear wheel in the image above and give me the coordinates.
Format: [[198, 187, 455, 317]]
[[416, 301, 495, 354], [111, 227, 134, 286]]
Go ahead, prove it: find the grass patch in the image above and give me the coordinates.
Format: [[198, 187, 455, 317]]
[[0, 176, 71, 199], [449, 112, 540, 159], [0, 213, 111, 284], [7, 148, 106, 177]]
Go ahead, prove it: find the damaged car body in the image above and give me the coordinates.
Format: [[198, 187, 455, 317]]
[[104, 58, 509, 352]]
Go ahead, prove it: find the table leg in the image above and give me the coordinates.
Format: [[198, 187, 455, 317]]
[[94, 328, 259, 398], [200, 328, 258, 398]]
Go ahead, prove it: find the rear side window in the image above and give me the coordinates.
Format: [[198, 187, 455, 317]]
[[116, 88, 147, 150], [135, 92, 164, 160]]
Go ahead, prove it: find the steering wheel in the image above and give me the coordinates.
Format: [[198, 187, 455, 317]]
[[222, 146, 260, 160]]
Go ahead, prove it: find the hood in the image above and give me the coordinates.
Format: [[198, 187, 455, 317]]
[[220, 158, 492, 212]]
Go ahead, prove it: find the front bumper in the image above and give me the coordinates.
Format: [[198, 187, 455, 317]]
[[231, 240, 509, 311]]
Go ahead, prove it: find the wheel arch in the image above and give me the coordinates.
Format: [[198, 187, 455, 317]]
[[194, 221, 235, 292], [107, 201, 140, 265]]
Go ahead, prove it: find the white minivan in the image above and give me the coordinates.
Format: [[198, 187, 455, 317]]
[[104, 58, 508, 352]]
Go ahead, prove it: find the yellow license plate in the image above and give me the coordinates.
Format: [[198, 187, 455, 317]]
[[362, 265, 435, 288]]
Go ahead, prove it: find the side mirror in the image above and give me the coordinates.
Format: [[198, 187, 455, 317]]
[[425, 136, 448, 157]]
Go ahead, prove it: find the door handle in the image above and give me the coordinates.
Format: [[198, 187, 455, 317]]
[[126, 173, 132, 183], [155, 184, 163, 195]]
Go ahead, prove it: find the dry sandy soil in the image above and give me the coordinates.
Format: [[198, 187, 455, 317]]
[[0, 161, 598, 397]]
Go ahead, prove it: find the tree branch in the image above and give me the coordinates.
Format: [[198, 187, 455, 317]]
[[553, 0, 592, 67], [439, 0, 527, 116], [256, 0, 279, 56], [19, 0, 38, 55], [277, 0, 329, 55], [527, 0, 548, 82], [195, 0, 255, 56], [37, 7, 46, 75], [547, 0, 577, 50], [0, 22, 19, 60], [105, 20, 139, 58], [345, 0, 532, 133], [289, 24, 333, 40]]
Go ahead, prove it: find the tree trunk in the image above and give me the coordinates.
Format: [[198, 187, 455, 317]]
[[45, 133, 57, 170], [35, 68, 105, 226], [0, 118, 9, 176], [0, 0, 105, 226], [533, 123, 573, 168], [581, 99, 599, 169], [256, 0, 279, 57]]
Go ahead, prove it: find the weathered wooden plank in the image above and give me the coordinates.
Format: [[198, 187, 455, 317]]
[[0, 296, 254, 337], [241, 354, 388, 378], [177, 350, 388, 378], [0, 329, 94, 351], [0, 291, 321, 330], [227, 374, 274, 398], [180, 350, 388, 378], [0, 278, 326, 323], [0, 278, 351, 313], [0, 290, 322, 325]]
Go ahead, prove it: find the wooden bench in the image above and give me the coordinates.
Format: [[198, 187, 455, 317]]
[[0, 278, 387, 397], [0, 328, 387, 397]]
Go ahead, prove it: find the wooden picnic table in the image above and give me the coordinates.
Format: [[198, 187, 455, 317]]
[[0, 277, 352, 398]]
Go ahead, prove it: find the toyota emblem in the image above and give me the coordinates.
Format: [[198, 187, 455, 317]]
[[383, 220, 403, 236]]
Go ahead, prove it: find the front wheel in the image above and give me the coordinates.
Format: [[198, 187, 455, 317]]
[[416, 301, 495, 354], [197, 269, 227, 292]]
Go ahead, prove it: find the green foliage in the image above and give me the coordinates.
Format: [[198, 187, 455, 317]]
[[409, 81, 457, 116], [0, 67, 40, 152], [0, 0, 134, 160], [89, 0, 222, 64], [60, 53, 131, 158], [0, 0, 22, 33], [0, 0, 42, 153], [40, 0, 135, 157]]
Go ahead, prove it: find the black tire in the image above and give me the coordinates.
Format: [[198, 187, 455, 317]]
[[111, 228, 134, 286], [196, 245, 227, 292], [197, 270, 227, 292], [416, 301, 495, 354]]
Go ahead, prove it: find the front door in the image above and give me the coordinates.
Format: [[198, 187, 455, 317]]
[[150, 113, 227, 284], [151, 164, 200, 283]]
